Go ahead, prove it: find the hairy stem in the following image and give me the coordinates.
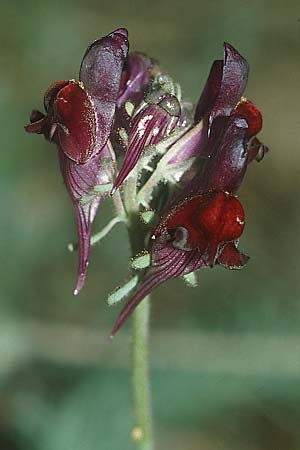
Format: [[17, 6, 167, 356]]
[[112, 188, 127, 219], [124, 173, 139, 214], [131, 296, 153, 450], [125, 204, 154, 449]]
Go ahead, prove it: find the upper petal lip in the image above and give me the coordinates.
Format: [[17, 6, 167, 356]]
[[194, 42, 249, 128]]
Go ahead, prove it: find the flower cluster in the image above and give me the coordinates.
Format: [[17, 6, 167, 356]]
[[25, 28, 268, 336]]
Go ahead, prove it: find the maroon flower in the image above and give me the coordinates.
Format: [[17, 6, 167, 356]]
[[111, 190, 248, 337], [193, 43, 268, 163], [165, 43, 268, 169], [25, 28, 129, 294], [110, 44, 267, 337]]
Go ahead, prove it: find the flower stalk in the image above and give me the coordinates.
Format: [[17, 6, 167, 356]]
[[131, 296, 153, 450]]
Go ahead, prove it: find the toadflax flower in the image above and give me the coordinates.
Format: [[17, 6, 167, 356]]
[[25, 29, 268, 336], [25, 28, 128, 294], [109, 43, 268, 337]]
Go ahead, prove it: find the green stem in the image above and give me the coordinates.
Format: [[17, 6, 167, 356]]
[[124, 178, 154, 449], [124, 174, 138, 214], [131, 296, 153, 450], [111, 188, 127, 219]]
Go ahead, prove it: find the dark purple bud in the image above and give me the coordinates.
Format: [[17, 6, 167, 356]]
[[195, 43, 249, 129], [79, 28, 129, 153], [59, 144, 115, 295], [112, 94, 181, 192], [117, 52, 156, 107]]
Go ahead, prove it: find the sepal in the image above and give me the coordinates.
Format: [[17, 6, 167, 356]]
[[107, 275, 139, 306], [182, 272, 198, 287], [131, 252, 151, 270]]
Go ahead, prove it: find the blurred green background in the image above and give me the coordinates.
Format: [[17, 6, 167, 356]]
[[1, 0, 300, 448]]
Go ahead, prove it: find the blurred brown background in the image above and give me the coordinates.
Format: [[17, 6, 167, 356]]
[[1, 0, 300, 448]]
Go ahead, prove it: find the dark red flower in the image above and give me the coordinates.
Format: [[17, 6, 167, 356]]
[[26, 80, 98, 164], [25, 28, 129, 294], [111, 191, 249, 337]]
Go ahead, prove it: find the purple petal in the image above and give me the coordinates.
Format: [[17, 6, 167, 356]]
[[195, 43, 249, 129], [117, 52, 155, 107], [168, 114, 228, 169], [59, 144, 115, 294], [110, 240, 205, 336], [204, 116, 248, 192], [180, 116, 248, 199], [79, 28, 129, 152], [112, 94, 181, 192], [194, 60, 223, 123], [168, 121, 205, 164]]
